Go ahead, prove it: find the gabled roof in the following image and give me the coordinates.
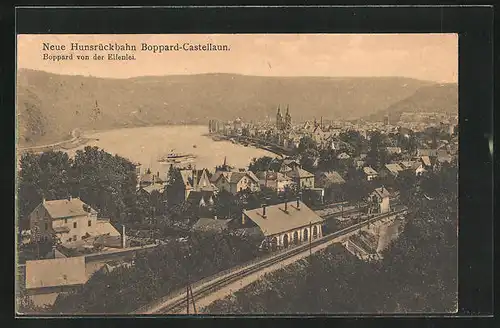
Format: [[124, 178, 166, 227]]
[[316, 171, 346, 186], [92, 220, 121, 237], [363, 167, 378, 175], [372, 187, 391, 199], [140, 183, 166, 194], [417, 148, 438, 157], [286, 167, 314, 179], [283, 158, 300, 166], [140, 173, 154, 183], [421, 156, 432, 167], [399, 161, 419, 170], [213, 171, 259, 185], [244, 201, 324, 237], [384, 164, 404, 175], [187, 190, 215, 206], [229, 171, 259, 184], [42, 198, 94, 219], [191, 217, 229, 232], [256, 171, 292, 182], [25, 256, 87, 289]]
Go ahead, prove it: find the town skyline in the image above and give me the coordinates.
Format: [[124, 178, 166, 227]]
[[17, 34, 458, 83]]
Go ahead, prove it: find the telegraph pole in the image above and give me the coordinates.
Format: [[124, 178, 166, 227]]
[[189, 284, 197, 314], [186, 281, 190, 314]]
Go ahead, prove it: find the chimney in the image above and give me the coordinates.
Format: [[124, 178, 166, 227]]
[[262, 204, 267, 218], [121, 225, 126, 249], [284, 199, 288, 212], [296, 196, 301, 209], [241, 211, 246, 225], [42, 197, 46, 204], [67, 194, 72, 201]]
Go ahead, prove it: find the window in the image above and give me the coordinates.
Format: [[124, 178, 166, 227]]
[[73, 222, 77, 228], [88, 220, 92, 227], [64, 218, 68, 224], [44, 223, 48, 230], [73, 235, 77, 241]]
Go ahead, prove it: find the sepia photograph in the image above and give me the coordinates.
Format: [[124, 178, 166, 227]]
[[15, 33, 458, 315]]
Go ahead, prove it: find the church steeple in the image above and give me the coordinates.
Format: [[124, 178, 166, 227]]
[[276, 105, 283, 130]]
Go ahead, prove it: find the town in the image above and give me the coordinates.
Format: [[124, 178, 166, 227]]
[[16, 105, 458, 314]]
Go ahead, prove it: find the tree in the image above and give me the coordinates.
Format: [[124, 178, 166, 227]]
[[72, 146, 138, 223], [366, 131, 389, 171], [297, 136, 317, 154], [248, 156, 281, 173], [318, 149, 338, 172], [18, 151, 74, 219], [338, 131, 366, 156], [300, 149, 320, 172]]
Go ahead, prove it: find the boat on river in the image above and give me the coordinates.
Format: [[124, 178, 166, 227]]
[[157, 150, 197, 164]]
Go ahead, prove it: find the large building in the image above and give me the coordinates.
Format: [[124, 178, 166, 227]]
[[276, 105, 292, 131], [29, 197, 120, 244], [240, 199, 324, 251]]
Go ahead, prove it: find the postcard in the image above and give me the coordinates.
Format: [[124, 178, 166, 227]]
[[16, 33, 458, 315]]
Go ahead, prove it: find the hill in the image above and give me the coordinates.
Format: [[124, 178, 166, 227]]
[[364, 83, 458, 123], [16, 69, 434, 147]]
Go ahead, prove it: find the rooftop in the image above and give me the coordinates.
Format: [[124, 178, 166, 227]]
[[286, 167, 314, 179], [372, 187, 391, 199], [25, 256, 87, 289], [244, 201, 323, 237], [42, 197, 95, 219], [192, 217, 230, 233]]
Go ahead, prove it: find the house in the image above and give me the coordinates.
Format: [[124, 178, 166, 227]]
[[29, 197, 120, 244], [211, 170, 260, 194], [285, 167, 315, 189], [336, 152, 351, 160], [24, 256, 88, 307], [379, 163, 404, 179], [385, 147, 402, 155], [137, 182, 166, 197], [256, 171, 295, 193], [186, 190, 216, 209], [368, 186, 391, 214], [139, 172, 163, 187], [312, 127, 331, 148], [416, 148, 438, 157], [315, 171, 346, 189], [282, 158, 301, 170], [420, 156, 433, 168], [178, 168, 218, 201], [362, 166, 379, 181], [240, 200, 324, 251], [399, 161, 424, 176]]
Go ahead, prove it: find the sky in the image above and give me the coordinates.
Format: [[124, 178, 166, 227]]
[[17, 34, 458, 83]]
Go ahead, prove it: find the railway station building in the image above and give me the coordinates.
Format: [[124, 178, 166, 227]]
[[240, 199, 324, 251]]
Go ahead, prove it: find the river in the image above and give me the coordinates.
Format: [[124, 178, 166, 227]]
[[64, 125, 275, 176]]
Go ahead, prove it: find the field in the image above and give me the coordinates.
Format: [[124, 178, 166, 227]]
[[65, 125, 274, 175]]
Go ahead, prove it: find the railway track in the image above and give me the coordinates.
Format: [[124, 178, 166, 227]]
[[133, 208, 408, 315]]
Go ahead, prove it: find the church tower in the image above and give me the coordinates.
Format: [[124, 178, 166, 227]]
[[276, 105, 283, 130], [285, 105, 292, 130]]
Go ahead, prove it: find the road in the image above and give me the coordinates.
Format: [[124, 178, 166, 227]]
[[133, 208, 408, 315]]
